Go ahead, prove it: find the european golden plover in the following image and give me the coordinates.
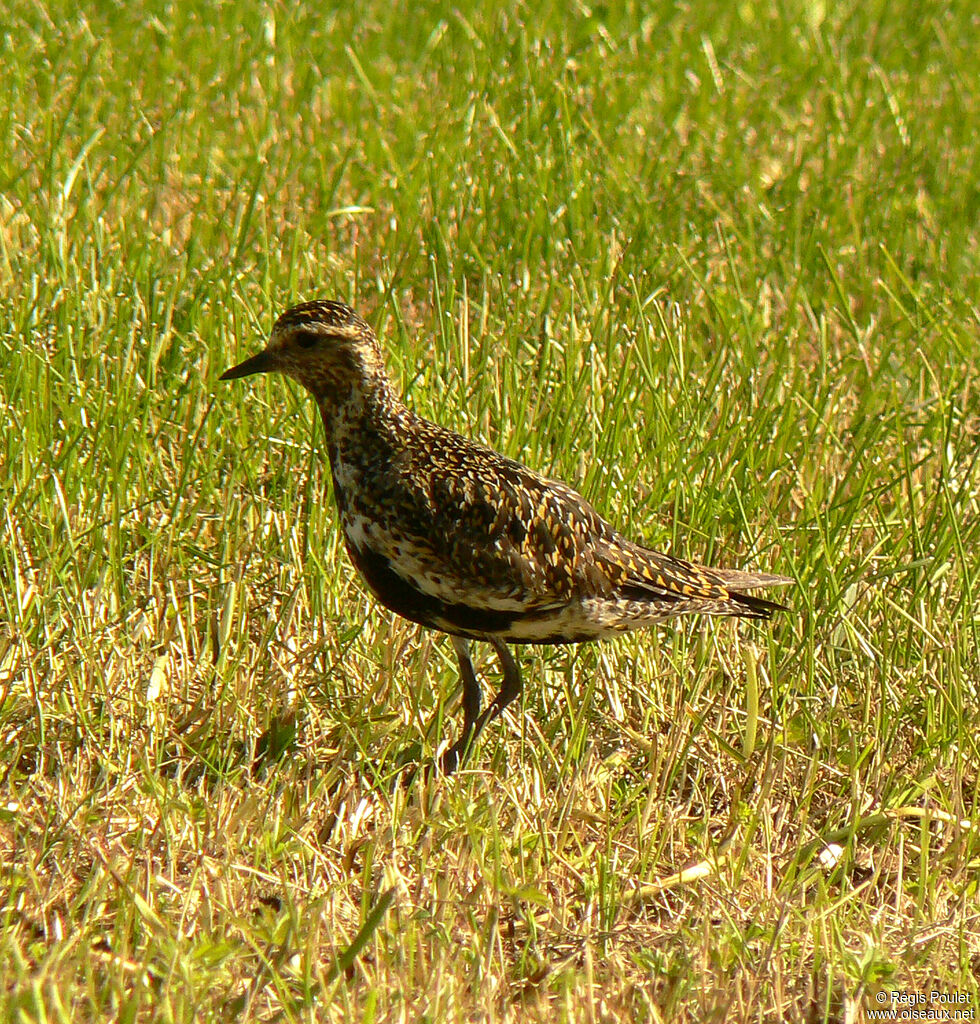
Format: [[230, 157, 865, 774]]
[[221, 300, 791, 774]]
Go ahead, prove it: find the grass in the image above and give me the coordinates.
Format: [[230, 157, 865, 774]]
[[3, 0, 980, 1019]]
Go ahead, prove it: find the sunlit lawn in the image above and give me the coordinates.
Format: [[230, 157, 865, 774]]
[[3, 2, 980, 1020]]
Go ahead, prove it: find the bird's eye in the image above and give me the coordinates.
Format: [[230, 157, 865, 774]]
[[295, 331, 318, 349]]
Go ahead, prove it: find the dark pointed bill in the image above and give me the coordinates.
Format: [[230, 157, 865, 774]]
[[219, 349, 276, 380]]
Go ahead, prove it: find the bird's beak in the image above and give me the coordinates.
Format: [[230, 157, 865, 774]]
[[219, 348, 277, 380]]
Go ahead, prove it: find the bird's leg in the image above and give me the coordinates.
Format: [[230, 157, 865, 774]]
[[472, 638, 522, 735], [437, 636, 482, 776], [453, 635, 483, 734], [438, 638, 522, 776]]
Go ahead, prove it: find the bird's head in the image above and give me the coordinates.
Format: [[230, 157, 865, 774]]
[[220, 300, 388, 403]]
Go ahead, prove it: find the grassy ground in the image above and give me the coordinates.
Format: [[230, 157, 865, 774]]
[[3, 1, 980, 1020]]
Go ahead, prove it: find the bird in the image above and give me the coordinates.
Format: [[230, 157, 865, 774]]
[[220, 300, 791, 776]]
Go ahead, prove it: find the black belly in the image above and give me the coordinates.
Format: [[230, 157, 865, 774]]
[[344, 538, 596, 645], [346, 539, 523, 638]]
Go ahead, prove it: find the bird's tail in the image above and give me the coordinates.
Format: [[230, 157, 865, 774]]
[[609, 540, 794, 621], [708, 567, 794, 620], [707, 567, 795, 591]]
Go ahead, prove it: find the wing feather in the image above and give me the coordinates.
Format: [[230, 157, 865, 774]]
[[340, 416, 790, 620]]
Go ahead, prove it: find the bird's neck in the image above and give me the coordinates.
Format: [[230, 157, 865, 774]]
[[314, 373, 407, 443]]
